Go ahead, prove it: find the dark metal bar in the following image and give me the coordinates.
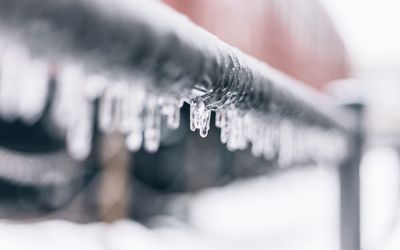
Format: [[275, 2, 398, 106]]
[[0, 0, 355, 133], [339, 103, 364, 250]]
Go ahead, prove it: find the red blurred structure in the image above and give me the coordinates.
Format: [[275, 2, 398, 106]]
[[164, 0, 349, 90]]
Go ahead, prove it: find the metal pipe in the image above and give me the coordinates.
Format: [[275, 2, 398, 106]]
[[339, 103, 364, 250], [0, 0, 362, 248], [0, 0, 355, 133]]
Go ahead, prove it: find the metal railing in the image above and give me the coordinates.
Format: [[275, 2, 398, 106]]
[[0, 0, 362, 249]]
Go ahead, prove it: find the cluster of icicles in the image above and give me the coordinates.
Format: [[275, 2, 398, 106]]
[[0, 43, 347, 165]]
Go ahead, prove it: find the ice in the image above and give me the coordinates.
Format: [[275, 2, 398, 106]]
[[143, 95, 161, 153], [85, 75, 109, 101], [262, 123, 278, 161], [160, 96, 182, 130], [0, 47, 348, 164], [190, 98, 211, 138], [123, 85, 146, 152], [0, 42, 347, 164], [218, 110, 229, 144], [278, 120, 295, 167], [214, 110, 224, 129], [98, 83, 126, 134], [18, 59, 50, 124], [0, 44, 50, 124], [209, 103, 347, 166], [245, 115, 278, 160], [53, 65, 85, 129], [0, 45, 29, 121], [189, 99, 198, 132], [0, 0, 351, 167], [55, 65, 94, 161], [66, 98, 93, 161], [225, 108, 245, 151], [126, 129, 143, 152]]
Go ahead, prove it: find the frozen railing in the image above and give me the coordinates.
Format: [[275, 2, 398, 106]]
[[0, 0, 354, 163], [0, 1, 361, 249]]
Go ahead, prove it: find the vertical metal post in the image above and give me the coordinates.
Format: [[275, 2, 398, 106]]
[[339, 103, 364, 250], [98, 133, 130, 222]]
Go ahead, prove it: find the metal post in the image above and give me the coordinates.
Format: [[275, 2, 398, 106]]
[[339, 103, 364, 250]]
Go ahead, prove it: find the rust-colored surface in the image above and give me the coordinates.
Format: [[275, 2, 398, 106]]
[[164, 0, 350, 90]]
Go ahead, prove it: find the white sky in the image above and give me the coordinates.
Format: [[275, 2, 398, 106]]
[[320, 0, 400, 69]]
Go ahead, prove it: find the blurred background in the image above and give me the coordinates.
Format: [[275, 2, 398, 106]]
[[0, 0, 399, 250]]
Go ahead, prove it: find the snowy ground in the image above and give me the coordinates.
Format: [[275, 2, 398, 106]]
[[0, 167, 339, 250], [0, 147, 399, 250]]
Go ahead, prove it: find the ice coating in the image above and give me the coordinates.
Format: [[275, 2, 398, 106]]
[[212, 103, 346, 166], [0, 0, 350, 165], [0, 41, 346, 165]]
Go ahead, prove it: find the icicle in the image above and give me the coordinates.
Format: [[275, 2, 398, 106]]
[[124, 85, 146, 152], [277, 120, 295, 167], [53, 64, 86, 129], [85, 74, 109, 101], [53, 65, 94, 161], [144, 95, 161, 153], [215, 109, 223, 128], [199, 108, 211, 138], [168, 106, 181, 129], [236, 112, 247, 150], [223, 108, 247, 151], [18, 59, 50, 124], [262, 122, 278, 160], [0, 45, 30, 121], [126, 129, 143, 152], [219, 109, 230, 144], [189, 99, 198, 132], [0, 43, 50, 124], [189, 98, 211, 138], [160, 96, 182, 130], [295, 126, 307, 164], [98, 83, 127, 133], [66, 99, 93, 161], [119, 83, 136, 133], [213, 104, 348, 166], [226, 109, 239, 151], [248, 116, 264, 157]]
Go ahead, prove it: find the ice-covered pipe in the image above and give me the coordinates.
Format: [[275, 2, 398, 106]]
[[0, 0, 354, 133]]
